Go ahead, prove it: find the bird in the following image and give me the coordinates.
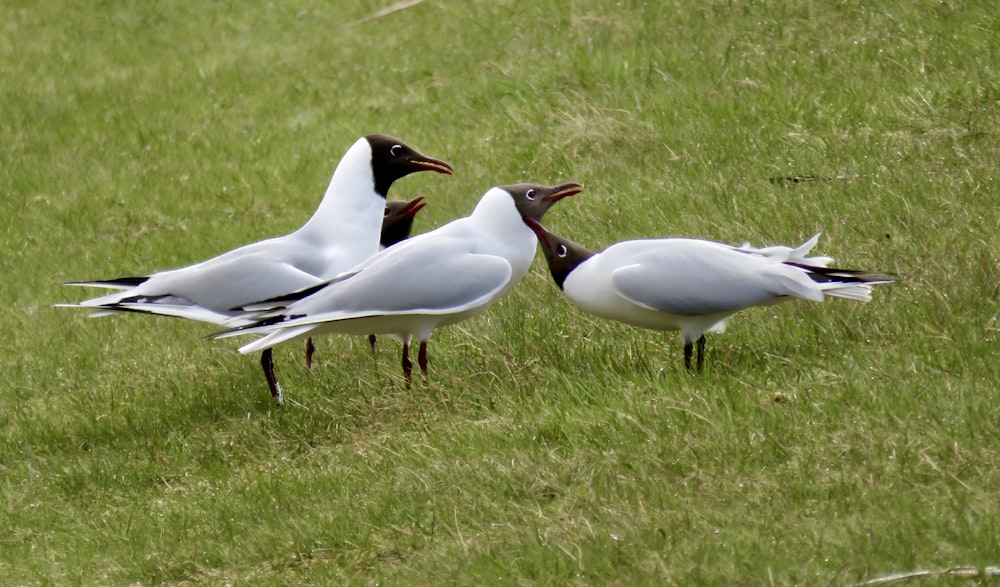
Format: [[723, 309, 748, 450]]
[[380, 196, 428, 250], [216, 182, 583, 386], [524, 219, 896, 371], [304, 195, 429, 368], [371, 196, 429, 352], [58, 135, 453, 405]]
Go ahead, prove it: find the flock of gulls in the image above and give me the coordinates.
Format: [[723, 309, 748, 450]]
[[59, 134, 896, 405]]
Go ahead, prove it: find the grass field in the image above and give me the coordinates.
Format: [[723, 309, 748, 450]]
[[3, 0, 999, 584]]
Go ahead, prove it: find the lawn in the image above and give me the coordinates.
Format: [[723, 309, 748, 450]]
[[2, 0, 999, 584]]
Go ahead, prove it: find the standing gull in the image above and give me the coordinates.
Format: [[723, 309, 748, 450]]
[[218, 182, 583, 385], [305, 195, 429, 367], [525, 219, 896, 371], [59, 135, 453, 404]]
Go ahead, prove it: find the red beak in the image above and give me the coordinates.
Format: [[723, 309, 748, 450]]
[[398, 196, 427, 218], [523, 216, 550, 246], [412, 157, 454, 175], [543, 182, 583, 202]]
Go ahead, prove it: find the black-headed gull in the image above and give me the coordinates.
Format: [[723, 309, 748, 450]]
[[380, 196, 427, 250], [59, 135, 453, 405], [525, 219, 896, 371], [217, 182, 583, 386], [304, 195, 429, 367]]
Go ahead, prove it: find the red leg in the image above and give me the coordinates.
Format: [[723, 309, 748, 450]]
[[417, 340, 429, 382], [260, 348, 284, 405], [401, 341, 413, 385], [305, 337, 315, 369]]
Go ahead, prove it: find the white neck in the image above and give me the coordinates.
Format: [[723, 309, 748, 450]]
[[469, 187, 537, 282], [470, 188, 532, 237], [294, 137, 385, 254]]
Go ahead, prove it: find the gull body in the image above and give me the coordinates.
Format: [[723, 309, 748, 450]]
[[60, 135, 453, 404], [526, 220, 896, 370], [219, 182, 582, 383], [305, 195, 429, 367]]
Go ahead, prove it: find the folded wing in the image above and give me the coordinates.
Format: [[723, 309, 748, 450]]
[[609, 241, 823, 317]]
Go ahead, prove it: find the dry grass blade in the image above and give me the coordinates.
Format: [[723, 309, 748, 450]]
[[348, 0, 424, 26], [852, 566, 1000, 586]]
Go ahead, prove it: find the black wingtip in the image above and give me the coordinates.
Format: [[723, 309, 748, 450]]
[[785, 262, 899, 284], [211, 314, 305, 339], [228, 270, 361, 312], [227, 281, 332, 312], [64, 276, 150, 288]]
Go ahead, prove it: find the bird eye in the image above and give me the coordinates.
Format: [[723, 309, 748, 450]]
[[383, 207, 391, 217], [557, 245, 568, 258], [525, 189, 536, 201], [389, 144, 402, 157]]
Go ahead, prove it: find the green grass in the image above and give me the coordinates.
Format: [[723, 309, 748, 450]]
[[3, 0, 999, 584]]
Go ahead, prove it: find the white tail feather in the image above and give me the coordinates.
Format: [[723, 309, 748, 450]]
[[738, 232, 834, 267], [819, 283, 874, 302], [52, 303, 120, 318], [238, 325, 317, 354]]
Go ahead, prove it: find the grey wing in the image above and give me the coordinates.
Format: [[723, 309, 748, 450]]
[[146, 252, 324, 311], [609, 246, 790, 316], [288, 240, 514, 321]]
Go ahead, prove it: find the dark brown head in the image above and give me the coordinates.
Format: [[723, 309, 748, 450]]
[[365, 135, 454, 198], [496, 182, 583, 224], [380, 196, 426, 248], [523, 217, 596, 290]]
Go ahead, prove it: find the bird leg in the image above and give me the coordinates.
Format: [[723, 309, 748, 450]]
[[683, 336, 707, 373], [368, 334, 378, 356], [305, 337, 315, 369], [417, 340, 429, 383], [401, 342, 413, 386], [260, 348, 284, 406]]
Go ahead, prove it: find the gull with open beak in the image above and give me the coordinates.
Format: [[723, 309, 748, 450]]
[[525, 220, 896, 371], [59, 135, 453, 404], [218, 182, 583, 385]]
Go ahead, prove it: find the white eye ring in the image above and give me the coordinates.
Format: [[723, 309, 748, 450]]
[[525, 189, 536, 201], [557, 244, 568, 258], [389, 144, 402, 157]]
